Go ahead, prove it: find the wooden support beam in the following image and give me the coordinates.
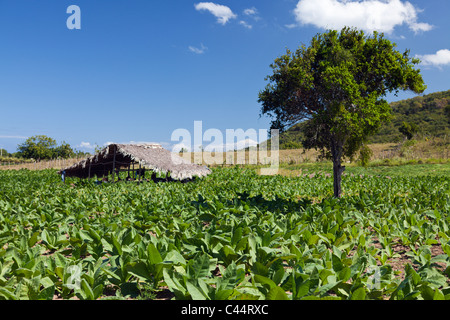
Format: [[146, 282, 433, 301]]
[[138, 162, 142, 184], [112, 145, 116, 183]]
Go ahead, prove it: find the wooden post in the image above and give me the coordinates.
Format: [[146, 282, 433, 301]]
[[88, 161, 92, 179], [112, 145, 117, 183], [138, 162, 141, 184]]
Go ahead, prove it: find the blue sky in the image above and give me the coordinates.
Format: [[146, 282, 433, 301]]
[[0, 0, 449, 154]]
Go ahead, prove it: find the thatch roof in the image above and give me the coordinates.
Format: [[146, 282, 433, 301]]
[[60, 143, 211, 180]]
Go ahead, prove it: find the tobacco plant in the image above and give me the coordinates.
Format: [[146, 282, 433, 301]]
[[0, 167, 448, 300]]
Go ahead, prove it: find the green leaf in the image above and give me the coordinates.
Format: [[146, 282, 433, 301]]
[[163, 269, 187, 299], [301, 296, 342, 300], [266, 286, 290, 300], [164, 250, 186, 266], [110, 235, 122, 256], [308, 235, 320, 246], [40, 277, 55, 288], [214, 289, 234, 300], [101, 267, 121, 282], [80, 279, 95, 300], [231, 227, 243, 247], [295, 279, 311, 300], [38, 285, 55, 300], [188, 254, 216, 280], [28, 231, 40, 247], [126, 261, 151, 281], [338, 267, 351, 282], [93, 284, 104, 300], [254, 274, 277, 290], [350, 287, 366, 300], [332, 254, 344, 272], [318, 280, 342, 297], [272, 267, 286, 286], [433, 289, 445, 301], [217, 262, 245, 291], [0, 287, 17, 300], [147, 243, 163, 265], [235, 237, 249, 252], [88, 228, 101, 243], [14, 268, 34, 278], [220, 245, 238, 264], [186, 280, 208, 300]]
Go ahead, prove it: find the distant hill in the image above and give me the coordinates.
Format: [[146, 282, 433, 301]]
[[370, 90, 450, 143], [274, 90, 450, 149]]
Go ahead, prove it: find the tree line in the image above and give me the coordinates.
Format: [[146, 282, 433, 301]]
[[6, 135, 91, 161], [274, 89, 450, 149]]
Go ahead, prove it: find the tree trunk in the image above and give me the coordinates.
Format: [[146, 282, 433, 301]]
[[332, 160, 346, 198], [331, 138, 346, 198]]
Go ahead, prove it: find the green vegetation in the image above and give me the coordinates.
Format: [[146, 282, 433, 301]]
[[0, 149, 11, 158], [276, 89, 450, 149], [399, 121, 420, 140], [0, 157, 34, 166], [373, 90, 450, 143], [0, 167, 448, 300], [278, 161, 450, 178], [17, 135, 77, 160], [0, 28, 447, 301], [258, 28, 426, 197], [9, 135, 91, 161]]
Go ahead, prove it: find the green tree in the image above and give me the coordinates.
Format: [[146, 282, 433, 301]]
[[445, 104, 450, 123], [17, 135, 57, 160], [0, 148, 10, 157], [258, 27, 426, 197], [53, 141, 76, 159], [399, 121, 419, 140]]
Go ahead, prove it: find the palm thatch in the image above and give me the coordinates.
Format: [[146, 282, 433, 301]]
[[59, 143, 211, 180]]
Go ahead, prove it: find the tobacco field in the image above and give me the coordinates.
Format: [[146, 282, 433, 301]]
[[0, 167, 449, 300]]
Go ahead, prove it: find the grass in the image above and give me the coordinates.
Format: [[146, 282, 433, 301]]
[[2, 137, 448, 177], [275, 161, 450, 178]]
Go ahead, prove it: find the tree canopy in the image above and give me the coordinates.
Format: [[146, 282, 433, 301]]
[[445, 104, 450, 123], [17, 135, 77, 160], [399, 121, 420, 140], [258, 27, 426, 197]]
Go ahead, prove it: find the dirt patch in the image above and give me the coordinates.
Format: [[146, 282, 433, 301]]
[[367, 233, 447, 281]]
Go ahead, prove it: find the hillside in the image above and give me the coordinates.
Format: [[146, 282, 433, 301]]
[[276, 90, 450, 149], [370, 90, 450, 143]]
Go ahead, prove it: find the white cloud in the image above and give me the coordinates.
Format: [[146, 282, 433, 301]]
[[232, 138, 258, 151], [242, 7, 261, 26], [78, 142, 96, 150], [243, 7, 258, 16], [204, 138, 259, 152], [239, 20, 253, 29], [0, 135, 27, 139], [293, 0, 433, 34], [107, 141, 161, 146], [285, 23, 298, 29], [417, 49, 450, 67], [409, 22, 433, 33], [171, 139, 259, 153], [188, 43, 208, 54], [194, 2, 237, 25]]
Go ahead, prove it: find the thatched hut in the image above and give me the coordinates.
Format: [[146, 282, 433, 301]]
[[59, 143, 211, 181]]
